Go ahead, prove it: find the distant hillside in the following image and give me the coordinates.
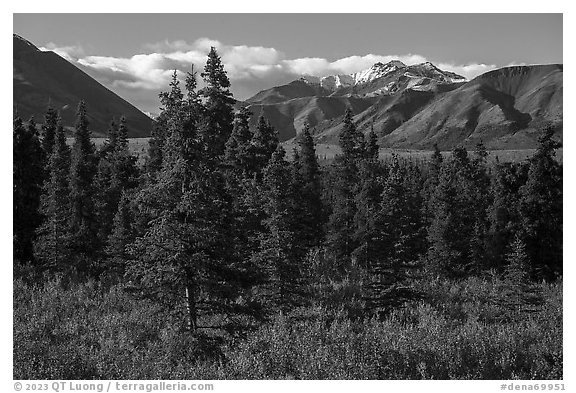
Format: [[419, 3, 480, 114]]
[[13, 34, 152, 137], [243, 60, 467, 143], [382, 65, 563, 149], [244, 61, 562, 150], [245, 95, 378, 141]]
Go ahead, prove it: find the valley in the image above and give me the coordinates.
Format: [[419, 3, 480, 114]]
[[82, 137, 563, 165]]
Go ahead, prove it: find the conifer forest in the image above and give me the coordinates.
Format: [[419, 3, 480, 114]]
[[13, 48, 563, 380]]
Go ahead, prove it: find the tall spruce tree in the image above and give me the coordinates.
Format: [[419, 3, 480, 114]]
[[468, 141, 492, 270], [13, 117, 44, 265], [426, 145, 494, 276], [352, 155, 385, 270], [68, 101, 98, 274], [426, 147, 475, 277], [518, 127, 562, 280], [293, 123, 324, 248], [127, 69, 258, 333], [326, 108, 365, 275], [35, 118, 71, 271], [128, 134, 247, 331], [363, 158, 422, 314], [253, 146, 307, 312], [94, 117, 138, 251], [486, 162, 527, 269]]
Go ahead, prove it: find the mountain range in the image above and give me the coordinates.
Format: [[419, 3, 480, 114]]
[[243, 61, 562, 150], [13, 34, 562, 150], [13, 34, 152, 137]]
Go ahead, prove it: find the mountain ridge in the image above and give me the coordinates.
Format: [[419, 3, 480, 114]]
[[13, 34, 153, 137], [13, 33, 562, 150], [244, 62, 562, 150]]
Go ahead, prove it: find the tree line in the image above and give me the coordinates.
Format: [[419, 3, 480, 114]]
[[13, 48, 562, 333]]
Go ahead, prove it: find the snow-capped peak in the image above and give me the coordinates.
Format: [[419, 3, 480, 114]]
[[352, 60, 407, 84], [298, 60, 410, 90], [310, 60, 409, 90], [297, 60, 466, 93]]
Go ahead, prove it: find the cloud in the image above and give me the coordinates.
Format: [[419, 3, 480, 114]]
[[437, 62, 498, 80], [40, 38, 501, 112], [39, 42, 85, 61]]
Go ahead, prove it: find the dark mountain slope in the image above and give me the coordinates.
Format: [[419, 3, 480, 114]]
[[13, 34, 152, 137]]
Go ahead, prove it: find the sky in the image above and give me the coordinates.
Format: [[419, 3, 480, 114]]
[[13, 14, 563, 114]]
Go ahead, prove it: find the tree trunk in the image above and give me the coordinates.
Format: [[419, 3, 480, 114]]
[[184, 269, 197, 332]]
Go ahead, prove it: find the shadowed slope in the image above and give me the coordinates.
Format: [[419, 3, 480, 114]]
[[13, 34, 153, 137]]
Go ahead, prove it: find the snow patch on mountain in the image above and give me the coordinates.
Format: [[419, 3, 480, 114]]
[[320, 74, 355, 90]]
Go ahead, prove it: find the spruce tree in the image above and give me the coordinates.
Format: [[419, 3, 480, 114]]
[[105, 192, 135, 277], [518, 127, 562, 279], [326, 109, 365, 275], [426, 148, 471, 277], [249, 115, 278, 177], [146, 71, 184, 176], [253, 146, 306, 312], [486, 162, 527, 269], [422, 144, 443, 223], [224, 107, 253, 173], [339, 108, 365, 162], [94, 116, 138, 251], [223, 108, 264, 296], [13, 117, 44, 265], [359, 158, 424, 315], [468, 141, 492, 270], [495, 236, 543, 318], [98, 120, 118, 159], [426, 145, 493, 276], [200, 47, 235, 158], [293, 123, 324, 248], [128, 154, 247, 332], [365, 124, 379, 160], [146, 120, 165, 176], [127, 69, 256, 333], [68, 101, 98, 274], [352, 157, 385, 270], [41, 107, 59, 160], [35, 118, 71, 271]]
